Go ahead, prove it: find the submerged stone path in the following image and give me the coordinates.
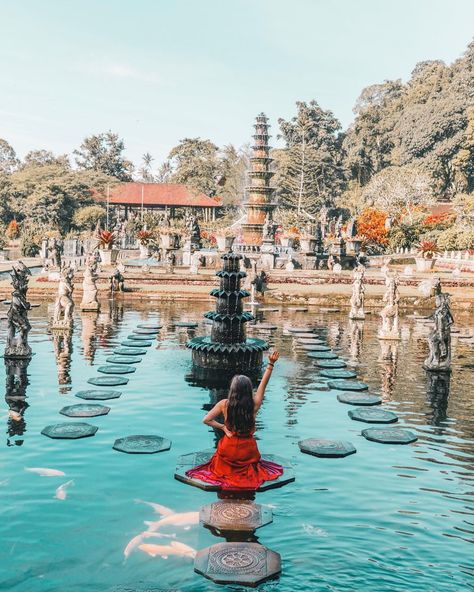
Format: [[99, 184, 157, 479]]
[[97, 364, 136, 375], [75, 389, 122, 400], [337, 392, 382, 406], [319, 369, 357, 379], [299, 438, 356, 458], [120, 340, 153, 347], [60, 403, 110, 417], [113, 347, 147, 356], [328, 379, 369, 391], [316, 359, 347, 369], [42, 422, 98, 439], [200, 500, 273, 532], [194, 542, 281, 587], [106, 355, 142, 364], [307, 351, 338, 360], [88, 376, 129, 387], [113, 434, 171, 454], [348, 408, 398, 424], [362, 428, 418, 444]]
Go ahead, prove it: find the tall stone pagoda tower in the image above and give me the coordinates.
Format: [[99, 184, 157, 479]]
[[241, 113, 276, 247]]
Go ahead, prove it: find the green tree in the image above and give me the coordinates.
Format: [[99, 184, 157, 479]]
[[166, 138, 220, 196], [74, 131, 134, 181], [138, 152, 155, 182], [22, 149, 70, 169], [73, 205, 107, 231], [275, 100, 345, 214], [218, 144, 249, 206], [0, 138, 19, 174]]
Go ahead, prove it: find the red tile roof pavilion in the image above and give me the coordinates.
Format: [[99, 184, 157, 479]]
[[105, 182, 222, 209]]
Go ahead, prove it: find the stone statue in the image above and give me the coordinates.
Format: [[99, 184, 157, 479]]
[[190, 250, 200, 274], [346, 217, 357, 238], [378, 272, 400, 340], [110, 267, 125, 293], [166, 250, 175, 273], [335, 215, 343, 239], [424, 293, 454, 372], [5, 262, 32, 359], [81, 255, 100, 311], [188, 215, 202, 249], [349, 267, 365, 320], [319, 207, 328, 239], [262, 213, 274, 241], [52, 266, 75, 329]]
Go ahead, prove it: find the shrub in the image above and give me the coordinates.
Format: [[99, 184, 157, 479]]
[[388, 223, 421, 252], [357, 208, 388, 246], [6, 219, 19, 240], [73, 205, 106, 231], [437, 226, 474, 250]]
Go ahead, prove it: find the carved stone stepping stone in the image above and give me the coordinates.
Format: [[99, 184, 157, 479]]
[[307, 351, 338, 360], [41, 422, 98, 439], [113, 347, 147, 356], [337, 392, 382, 406], [349, 408, 398, 424], [200, 500, 272, 532], [362, 428, 418, 444], [88, 376, 129, 387], [328, 379, 368, 391], [75, 389, 121, 400], [128, 334, 156, 341], [175, 450, 295, 492], [121, 340, 152, 348], [293, 333, 318, 339], [320, 307, 340, 313], [297, 338, 324, 344], [259, 307, 279, 312], [106, 355, 142, 364], [316, 359, 347, 369], [253, 323, 278, 330], [319, 369, 357, 379], [98, 364, 136, 375], [112, 434, 171, 454], [288, 307, 308, 312], [60, 403, 110, 417], [171, 321, 198, 328], [288, 326, 313, 333], [300, 344, 331, 352], [194, 542, 281, 587], [298, 438, 356, 458], [137, 323, 162, 330], [133, 328, 160, 335]]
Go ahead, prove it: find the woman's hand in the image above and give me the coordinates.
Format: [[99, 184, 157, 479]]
[[268, 350, 280, 365], [223, 426, 234, 438]]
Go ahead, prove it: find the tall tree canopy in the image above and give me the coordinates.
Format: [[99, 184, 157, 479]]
[[166, 137, 220, 196], [274, 100, 345, 214], [74, 131, 134, 181], [0, 138, 19, 175]]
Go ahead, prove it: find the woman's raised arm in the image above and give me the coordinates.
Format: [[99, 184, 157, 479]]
[[254, 351, 279, 412]]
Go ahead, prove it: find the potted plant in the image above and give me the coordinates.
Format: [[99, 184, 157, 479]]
[[159, 226, 181, 250], [137, 230, 154, 258], [215, 227, 236, 252], [299, 232, 317, 253], [415, 240, 439, 271], [97, 230, 119, 265]]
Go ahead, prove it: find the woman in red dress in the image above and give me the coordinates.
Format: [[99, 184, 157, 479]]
[[186, 351, 283, 490]]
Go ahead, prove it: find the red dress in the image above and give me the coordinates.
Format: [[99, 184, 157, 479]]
[[186, 433, 283, 490]]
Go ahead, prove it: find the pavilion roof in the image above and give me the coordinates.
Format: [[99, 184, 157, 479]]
[[104, 182, 222, 208]]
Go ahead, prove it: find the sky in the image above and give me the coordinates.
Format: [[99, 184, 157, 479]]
[[1, 0, 474, 169]]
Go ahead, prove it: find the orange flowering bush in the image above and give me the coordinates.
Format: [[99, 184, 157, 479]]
[[6, 219, 19, 240], [356, 208, 388, 246]]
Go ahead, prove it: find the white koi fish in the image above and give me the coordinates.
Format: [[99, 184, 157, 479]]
[[55, 480, 74, 500], [138, 541, 196, 559], [25, 467, 66, 477], [123, 531, 175, 559], [144, 512, 199, 532], [134, 499, 174, 516]]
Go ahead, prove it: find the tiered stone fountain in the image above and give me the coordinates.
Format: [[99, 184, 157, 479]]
[[187, 252, 268, 372]]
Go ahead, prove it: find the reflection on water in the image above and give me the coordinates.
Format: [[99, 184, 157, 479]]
[[0, 301, 473, 592], [52, 329, 73, 393]]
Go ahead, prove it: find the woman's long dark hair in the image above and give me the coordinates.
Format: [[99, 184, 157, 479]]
[[226, 375, 254, 434]]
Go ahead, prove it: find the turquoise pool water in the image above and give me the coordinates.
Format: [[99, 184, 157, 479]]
[[1, 301, 473, 591]]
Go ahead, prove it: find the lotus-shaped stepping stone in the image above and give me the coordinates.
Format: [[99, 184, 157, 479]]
[[320, 369, 357, 379], [200, 500, 272, 532], [137, 324, 162, 330], [172, 321, 198, 328], [121, 340, 152, 348], [41, 422, 98, 439], [106, 355, 142, 364], [194, 542, 281, 587], [307, 351, 338, 360], [300, 344, 331, 352], [128, 334, 156, 341], [315, 359, 347, 369], [113, 347, 147, 356], [349, 408, 398, 424], [298, 438, 356, 458], [113, 434, 171, 454]]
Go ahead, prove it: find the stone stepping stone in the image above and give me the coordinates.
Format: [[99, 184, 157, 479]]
[[253, 323, 278, 330], [200, 500, 272, 532], [194, 542, 281, 587], [75, 389, 121, 401], [300, 344, 331, 352], [316, 359, 347, 369], [296, 338, 324, 344], [292, 333, 319, 339], [288, 307, 308, 312], [259, 307, 279, 312], [133, 328, 160, 335], [171, 322, 198, 328], [106, 355, 142, 365], [288, 327, 313, 333], [88, 376, 129, 387], [98, 365, 136, 375], [128, 334, 156, 341], [320, 307, 340, 313], [328, 379, 368, 391], [349, 408, 398, 424], [121, 340, 153, 348], [113, 434, 171, 454], [113, 347, 147, 356], [307, 351, 338, 360], [298, 438, 356, 458], [41, 422, 98, 439], [175, 450, 295, 492], [137, 324, 162, 330], [319, 369, 357, 379], [60, 403, 110, 417], [362, 428, 418, 445], [337, 392, 382, 406]]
